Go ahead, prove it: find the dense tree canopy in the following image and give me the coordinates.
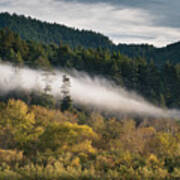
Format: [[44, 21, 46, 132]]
[[0, 99, 179, 179], [0, 12, 113, 49], [1, 12, 180, 65]]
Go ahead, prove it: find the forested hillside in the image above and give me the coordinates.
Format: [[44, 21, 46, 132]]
[[0, 12, 113, 49], [0, 13, 180, 179], [117, 42, 180, 65], [0, 28, 180, 109], [1, 12, 180, 64]]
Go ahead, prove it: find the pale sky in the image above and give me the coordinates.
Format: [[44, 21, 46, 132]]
[[0, 0, 180, 47]]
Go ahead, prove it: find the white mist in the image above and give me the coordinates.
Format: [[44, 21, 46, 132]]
[[0, 62, 179, 118]]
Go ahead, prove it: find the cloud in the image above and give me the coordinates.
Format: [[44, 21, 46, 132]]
[[0, 0, 180, 46], [57, 0, 180, 28]]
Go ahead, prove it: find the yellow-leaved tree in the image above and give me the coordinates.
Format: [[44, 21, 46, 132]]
[[39, 122, 97, 154], [0, 99, 43, 150]]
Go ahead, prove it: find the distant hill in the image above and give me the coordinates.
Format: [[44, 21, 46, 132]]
[[117, 43, 180, 65], [0, 12, 113, 49], [0, 12, 180, 64]]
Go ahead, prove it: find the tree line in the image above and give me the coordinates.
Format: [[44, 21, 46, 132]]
[[1, 12, 180, 65], [0, 12, 113, 49]]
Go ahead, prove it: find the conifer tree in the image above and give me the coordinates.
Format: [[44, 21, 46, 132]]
[[40, 69, 56, 108], [61, 74, 72, 112]]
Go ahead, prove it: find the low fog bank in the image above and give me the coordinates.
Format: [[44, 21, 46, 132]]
[[0, 62, 180, 119]]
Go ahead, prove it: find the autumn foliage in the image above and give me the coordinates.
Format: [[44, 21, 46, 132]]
[[0, 99, 179, 179]]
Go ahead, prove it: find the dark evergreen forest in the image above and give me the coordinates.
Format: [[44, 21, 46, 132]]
[[1, 12, 180, 65]]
